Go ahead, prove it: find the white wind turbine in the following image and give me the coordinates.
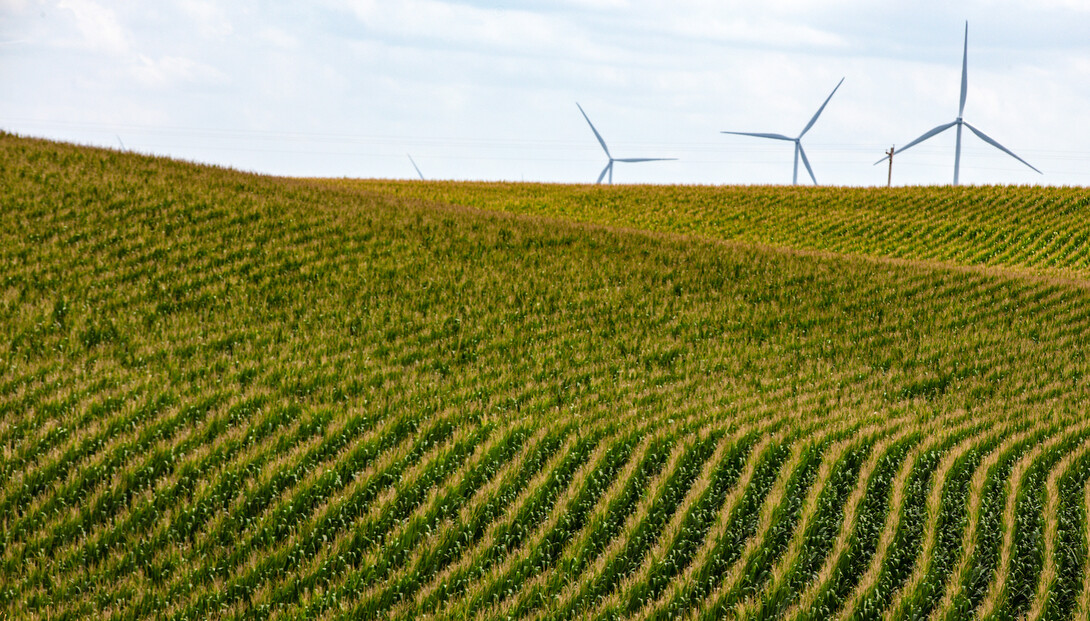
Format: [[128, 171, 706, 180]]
[[722, 77, 844, 185], [577, 103, 676, 184], [876, 22, 1041, 185]]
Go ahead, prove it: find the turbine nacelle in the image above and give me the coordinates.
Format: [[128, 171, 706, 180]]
[[877, 21, 1040, 184], [577, 102, 676, 184], [721, 77, 844, 185]]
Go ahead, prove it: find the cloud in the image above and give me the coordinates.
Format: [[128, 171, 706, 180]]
[[656, 13, 848, 50], [1002, 0, 1090, 11], [131, 53, 227, 88], [334, 0, 606, 59], [56, 0, 129, 54], [176, 0, 233, 39], [3, 1, 1088, 184], [258, 27, 299, 50]]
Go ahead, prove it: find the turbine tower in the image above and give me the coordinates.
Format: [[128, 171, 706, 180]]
[[576, 103, 676, 184], [722, 77, 844, 185], [407, 154, 425, 180], [876, 22, 1041, 185]]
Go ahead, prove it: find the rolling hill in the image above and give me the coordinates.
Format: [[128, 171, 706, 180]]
[[3, 132, 1090, 619]]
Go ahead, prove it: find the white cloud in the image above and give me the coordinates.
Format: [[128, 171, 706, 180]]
[[1001, 0, 1090, 11], [336, 0, 607, 59], [131, 53, 226, 88], [0, 0, 29, 12], [657, 14, 848, 49], [3, 1, 1090, 184], [258, 27, 299, 50], [176, 0, 233, 38], [56, 0, 129, 54]]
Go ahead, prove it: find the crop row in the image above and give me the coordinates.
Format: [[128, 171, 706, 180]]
[[358, 180, 1090, 280], [7, 135, 1090, 618]]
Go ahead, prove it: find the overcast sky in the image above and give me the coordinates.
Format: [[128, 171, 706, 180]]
[[3, 1, 1089, 186]]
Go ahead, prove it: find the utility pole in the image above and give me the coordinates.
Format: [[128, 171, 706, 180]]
[[885, 145, 895, 187]]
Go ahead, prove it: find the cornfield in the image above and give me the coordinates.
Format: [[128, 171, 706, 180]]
[[4, 132, 1090, 619]]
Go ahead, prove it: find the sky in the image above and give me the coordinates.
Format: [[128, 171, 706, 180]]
[[3, 0, 1090, 186]]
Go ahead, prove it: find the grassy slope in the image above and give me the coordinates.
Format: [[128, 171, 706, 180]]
[[2, 133, 1090, 618]]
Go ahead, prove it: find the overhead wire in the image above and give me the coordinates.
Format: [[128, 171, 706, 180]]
[[4, 117, 1089, 183]]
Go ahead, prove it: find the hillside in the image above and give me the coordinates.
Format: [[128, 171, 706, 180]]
[[358, 180, 1090, 281], [3, 132, 1090, 619]]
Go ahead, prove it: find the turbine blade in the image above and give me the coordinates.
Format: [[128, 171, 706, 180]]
[[596, 162, 611, 184], [614, 158, 678, 162], [721, 131, 794, 141], [963, 122, 1043, 174], [959, 21, 969, 117], [799, 77, 845, 138], [873, 121, 958, 164], [577, 102, 611, 158], [407, 154, 424, 180], [798, 144, 818, 185]]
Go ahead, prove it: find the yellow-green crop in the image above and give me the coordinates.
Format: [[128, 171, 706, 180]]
[[4, 132, 1090, 619]]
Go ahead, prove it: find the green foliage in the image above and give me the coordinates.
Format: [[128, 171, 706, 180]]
[[4, 133, 1090, 618]]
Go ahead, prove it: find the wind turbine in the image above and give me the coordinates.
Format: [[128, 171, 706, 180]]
[[576, 102, 676, 184], [407, 154, 425, 180], [722, 77, 844, 185], [876, 22, 1040, 185]]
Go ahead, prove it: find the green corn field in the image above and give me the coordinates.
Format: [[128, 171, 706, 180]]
[[5, 131, 1090, 619]]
